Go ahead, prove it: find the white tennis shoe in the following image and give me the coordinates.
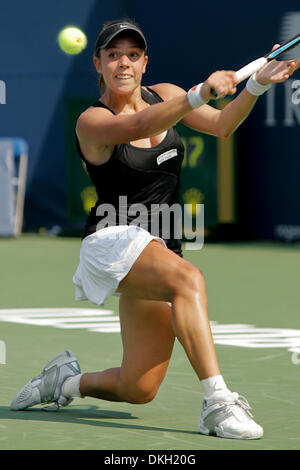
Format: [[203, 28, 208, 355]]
[[198, 392, 264, 439], [10, 350, 81, 411]]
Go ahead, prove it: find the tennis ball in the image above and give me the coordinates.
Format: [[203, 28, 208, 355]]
[[57, 26, 87, 55]]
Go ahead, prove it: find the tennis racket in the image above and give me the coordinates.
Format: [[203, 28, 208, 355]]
[[211, 33, 300, 98]]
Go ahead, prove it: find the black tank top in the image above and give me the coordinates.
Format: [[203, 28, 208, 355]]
[[75, 87, 185, 257]]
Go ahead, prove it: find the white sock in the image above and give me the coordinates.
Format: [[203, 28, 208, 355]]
[[62, 373, 83, 398], [201, 375, 231, 398]]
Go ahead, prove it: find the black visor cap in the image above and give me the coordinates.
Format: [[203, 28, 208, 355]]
[[95, 22, 147, 54]]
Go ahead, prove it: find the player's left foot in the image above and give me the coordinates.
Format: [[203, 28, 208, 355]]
[[10, 350, 81, 411], [198, 392, 264, 439]]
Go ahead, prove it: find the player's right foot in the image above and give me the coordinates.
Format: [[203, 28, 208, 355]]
[[10, 350, 81, 411], [198, 392, 264, 439]]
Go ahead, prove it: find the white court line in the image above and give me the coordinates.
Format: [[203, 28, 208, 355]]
[[0, 308, 113, 317], [1, 309, 300, 354]]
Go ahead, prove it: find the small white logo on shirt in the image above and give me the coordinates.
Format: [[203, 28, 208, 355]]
[[156, 149, 178, 165]]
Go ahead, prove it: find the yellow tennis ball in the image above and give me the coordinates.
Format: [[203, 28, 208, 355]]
[[57, 26, 87, 55]]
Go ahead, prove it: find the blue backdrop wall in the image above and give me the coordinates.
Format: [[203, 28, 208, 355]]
[[0, 0, 299, 240]]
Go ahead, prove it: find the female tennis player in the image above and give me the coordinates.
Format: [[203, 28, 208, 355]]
[[11, 19, 300, 439]]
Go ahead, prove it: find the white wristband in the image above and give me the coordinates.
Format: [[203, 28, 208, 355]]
[[246, 73, 272, 96], [187, 83, 209, 108]]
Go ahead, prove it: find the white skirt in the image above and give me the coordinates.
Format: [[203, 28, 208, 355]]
[[73, 225, 166, 306]]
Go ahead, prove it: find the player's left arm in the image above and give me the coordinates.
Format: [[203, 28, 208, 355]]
[[150, 82, 259, 138], [151, 57, 299, 138]]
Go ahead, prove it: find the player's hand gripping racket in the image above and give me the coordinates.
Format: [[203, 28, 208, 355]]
[[210, 33, 300, 98]]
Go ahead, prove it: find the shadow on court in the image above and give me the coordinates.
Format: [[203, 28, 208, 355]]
[[0, 405, 200, 436]]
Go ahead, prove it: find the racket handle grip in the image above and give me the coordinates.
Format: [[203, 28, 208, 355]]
[[210, 57, 268, 99], [235, 57, 268, 82]]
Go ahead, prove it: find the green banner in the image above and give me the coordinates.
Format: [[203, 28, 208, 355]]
[[177, 122, 218, 227]]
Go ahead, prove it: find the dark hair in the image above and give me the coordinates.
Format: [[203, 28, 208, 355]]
[[94, 18, 146, 95]]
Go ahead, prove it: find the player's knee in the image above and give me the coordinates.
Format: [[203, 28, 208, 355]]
[[173, 264, 206, 298], [122, 383, 158, 404]]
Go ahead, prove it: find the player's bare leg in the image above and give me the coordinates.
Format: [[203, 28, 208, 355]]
[[117, 240, 220, 381], [80, 297, 175, 403], [81, 240, 220, 397]]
